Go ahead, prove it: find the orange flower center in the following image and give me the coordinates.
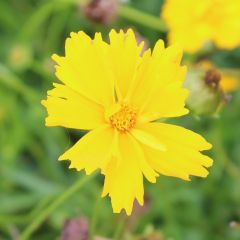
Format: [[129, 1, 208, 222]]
[[109, 104, 137, 133]]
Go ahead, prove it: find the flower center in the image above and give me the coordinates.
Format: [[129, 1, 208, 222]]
[[109, 104, 137, 133]]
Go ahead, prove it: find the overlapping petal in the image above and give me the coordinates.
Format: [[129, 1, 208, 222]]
[[129, 41, 189, 122], [41, 83, 105, 130], [52, 31, 115, 107], [108, 29, 144, 100], [137, 122, 213, 180], [102, 133, 158, 215], [59, 125, 114, 174]]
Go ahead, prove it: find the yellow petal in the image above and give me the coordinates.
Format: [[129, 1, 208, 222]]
[[52, 31, 115, 107], [109, 29, 143, 100], [59, 125, 114, 174], [41, 83, 105, 130], [131, 128, 166, 152], [139, 122, 213, 180], [162, 0, 240, 52], [139, 80, 189, 122], [102, 133, 157, 215], [129, 43, 189, 121]]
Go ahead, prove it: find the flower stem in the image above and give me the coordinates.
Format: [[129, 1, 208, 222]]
[[118, 5, 167, 32], [89, 192, 102, 240], [19, 173, 97, 240], [0, 64, 38, 102], [113, 215, 127, 240]]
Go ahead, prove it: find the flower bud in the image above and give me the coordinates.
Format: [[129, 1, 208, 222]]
[[184, 66, 223, 116], [82, 0, 119, 25]]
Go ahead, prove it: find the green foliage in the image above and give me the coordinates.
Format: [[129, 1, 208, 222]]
[[0, 1, 240, 240]]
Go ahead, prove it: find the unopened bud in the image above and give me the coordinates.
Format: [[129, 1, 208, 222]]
[[184, 67, 223, 116], [82, 0, 119, 25]]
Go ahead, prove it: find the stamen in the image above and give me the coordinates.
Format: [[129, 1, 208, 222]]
[[109, 104, 137, 133]]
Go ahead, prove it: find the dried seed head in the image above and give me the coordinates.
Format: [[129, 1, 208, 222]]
[[82, 0, 119, 25], [204, 68, 221, 88]]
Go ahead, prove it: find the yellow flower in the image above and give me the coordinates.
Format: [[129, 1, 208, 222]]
[[162, 0, 240, 53], [42, 29, 213, 215]]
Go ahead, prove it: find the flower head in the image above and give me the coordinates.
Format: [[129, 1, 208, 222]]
[[42, 29, 213, 215], [162, 0, 240, 52]]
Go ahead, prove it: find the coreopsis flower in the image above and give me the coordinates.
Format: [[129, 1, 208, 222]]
[[42, 29, 213, 215], [162, 0, 240, 52]]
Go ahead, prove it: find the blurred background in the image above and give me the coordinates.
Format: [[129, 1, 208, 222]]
[[0, 0, 240, 240]]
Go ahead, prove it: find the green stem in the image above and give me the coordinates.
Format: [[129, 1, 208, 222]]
[[118, 5, 167, 32], [89, 193, 102, 240], [113, 215, 127, 240], [18, 2, 55, 41], [19, 173, 97, 240], [0, 64, 38, 102], [211, 127, 240, 180], [0, 197, 52, 226]]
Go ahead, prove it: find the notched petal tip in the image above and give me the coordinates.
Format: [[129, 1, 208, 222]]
[[201, 169, 210, 178], [44, 119, 51, 127], [51, 53, 59, 62], [70, 31, 78, 38], [125, 208, 132, 216], [152, 39, 165, 57], [205, 142, 213, 151], [112, 203, 134, 216], [41, 99, 47, 107], [101, 190, 108, 198], [85, 168, 95, 175], [68, 163, 75, 169], [137, 197, 144, 206], [109, 28, 118, 36], [154, 39, 165, 50], [58, 153, 67, 161], [207, 158, 214, 167], [94, 32, 102, 41], [125, 28, 136, 38], [112, 208, 121, 215]]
